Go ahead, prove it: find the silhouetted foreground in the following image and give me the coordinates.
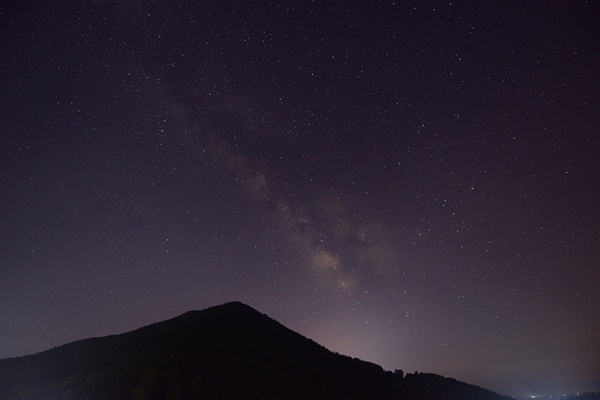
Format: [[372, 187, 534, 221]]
[[563, 394, 600, 400], [0, 302, 514, 400]]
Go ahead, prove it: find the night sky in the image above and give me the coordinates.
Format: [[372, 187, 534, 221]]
[[1, 1, 599, 398]]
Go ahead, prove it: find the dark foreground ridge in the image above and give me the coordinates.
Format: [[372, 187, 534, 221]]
[[0, 301, 514, 400]]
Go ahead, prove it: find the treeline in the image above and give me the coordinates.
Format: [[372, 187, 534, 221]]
[[564, 394, 600, 400]]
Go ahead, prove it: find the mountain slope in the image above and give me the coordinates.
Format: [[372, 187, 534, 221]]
[[0, 301, 513, 400]]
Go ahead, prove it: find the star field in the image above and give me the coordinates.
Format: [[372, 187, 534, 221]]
[[1, 1, 599, 398]]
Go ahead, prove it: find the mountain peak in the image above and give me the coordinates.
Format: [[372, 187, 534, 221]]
[[209, 300, 259, 313], [0, 302, 515, 400], [179, 300, 258, 317]]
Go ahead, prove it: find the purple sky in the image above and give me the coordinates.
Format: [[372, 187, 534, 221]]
[[1, 1, 599, 398]]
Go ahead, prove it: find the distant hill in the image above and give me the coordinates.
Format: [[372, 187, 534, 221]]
[[0, 301, 514, 400]]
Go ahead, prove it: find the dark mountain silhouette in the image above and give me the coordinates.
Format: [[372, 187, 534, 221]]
[[0, 301, 514, 400]]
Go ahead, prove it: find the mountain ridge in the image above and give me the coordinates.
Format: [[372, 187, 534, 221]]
[[0, 301, 514, 400]]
